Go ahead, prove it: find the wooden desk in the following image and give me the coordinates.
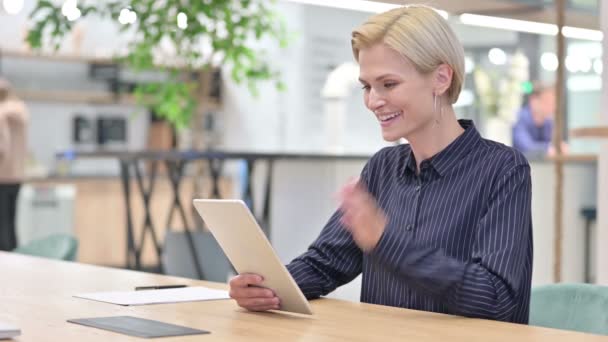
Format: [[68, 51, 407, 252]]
[[1, 252, 604, 341]]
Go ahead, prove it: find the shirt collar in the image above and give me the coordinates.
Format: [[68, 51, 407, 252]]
[[402, 119, 482, 177]]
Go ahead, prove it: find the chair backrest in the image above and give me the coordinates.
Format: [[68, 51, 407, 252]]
[[530, 283, 608, 335], [13, 234, 78, 261], [162, 230, 232, 282]]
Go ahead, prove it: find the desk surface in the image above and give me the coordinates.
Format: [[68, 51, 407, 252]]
[[1, 252, 605, 341]]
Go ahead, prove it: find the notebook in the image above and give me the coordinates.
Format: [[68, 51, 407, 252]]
[[75, 286, 229, 306], [68, 316, 209, 338], [0, 321, 20, 339]]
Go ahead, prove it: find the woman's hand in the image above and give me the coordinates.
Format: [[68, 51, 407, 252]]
[[228, 273, 281, 311], [338, 178, 387, 252]]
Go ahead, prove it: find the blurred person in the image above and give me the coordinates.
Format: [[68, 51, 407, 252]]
[[512, 81, 567, 156], [0, 78, 29, 251], [229, 5, 533, 324]]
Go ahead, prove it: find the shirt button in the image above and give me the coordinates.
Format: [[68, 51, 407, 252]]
[[406, 224, 413, 231]]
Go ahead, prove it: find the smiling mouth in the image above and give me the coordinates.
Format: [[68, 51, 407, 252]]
[[377, 111, 402, 123]]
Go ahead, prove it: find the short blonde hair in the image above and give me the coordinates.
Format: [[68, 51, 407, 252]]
[[351, 5, 464, 104]]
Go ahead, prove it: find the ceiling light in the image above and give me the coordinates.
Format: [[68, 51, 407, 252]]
[[460, 13, 558, 36], [281, 0, 448, 18], [562, 26, 603, 41], [281, 1, 600, 42], [565, 55, 578, 73], [2, 0, 24, 15], [488, 48, 507, 65], [540, 52, 558, 71], [460, 13, 603, 42]]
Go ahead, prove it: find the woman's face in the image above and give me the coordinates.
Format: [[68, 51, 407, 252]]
[[358, 43, 437, 142]]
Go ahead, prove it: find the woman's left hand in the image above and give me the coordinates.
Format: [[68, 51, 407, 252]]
[[338, 178, 387, 252]]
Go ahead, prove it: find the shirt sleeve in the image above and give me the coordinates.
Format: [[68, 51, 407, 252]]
[[512, 119, 550, 154], [284, 157, 378, 299], [370, 164, 532, 322], [286, 210, 362, 299]]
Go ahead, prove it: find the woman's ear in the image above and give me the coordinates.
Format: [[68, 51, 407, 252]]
[[434, 64, 453, 96]]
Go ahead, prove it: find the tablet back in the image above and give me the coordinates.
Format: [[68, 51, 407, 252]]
[[192, 199, 312, 315]]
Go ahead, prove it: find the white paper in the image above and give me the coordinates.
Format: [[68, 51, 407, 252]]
[[0, 321, 21, 339], [75, 286, 230, 306]]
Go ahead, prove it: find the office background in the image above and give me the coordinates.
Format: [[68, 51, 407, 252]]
[[1, 0, 607, 303]]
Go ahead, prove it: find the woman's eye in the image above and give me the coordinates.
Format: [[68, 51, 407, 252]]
[[384, 82, 397, 89], [361, 85, 370, 91]]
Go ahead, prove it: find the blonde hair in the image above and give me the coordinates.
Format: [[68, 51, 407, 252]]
[[351, 5, 464, 104]]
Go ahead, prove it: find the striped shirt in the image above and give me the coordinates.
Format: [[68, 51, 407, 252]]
[[287, 120, 533, 324]]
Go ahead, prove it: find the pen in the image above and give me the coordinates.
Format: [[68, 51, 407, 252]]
[[135, 285, 187, 291]]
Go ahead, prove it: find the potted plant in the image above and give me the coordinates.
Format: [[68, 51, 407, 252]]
[[25, 0, 289, 130]]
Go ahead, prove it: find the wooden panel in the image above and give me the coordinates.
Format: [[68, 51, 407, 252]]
[[571, 126, 608, 138], [547, 154, 598, 163]]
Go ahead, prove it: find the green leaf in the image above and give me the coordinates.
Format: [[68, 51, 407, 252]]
[[27, 0, 291, 129]]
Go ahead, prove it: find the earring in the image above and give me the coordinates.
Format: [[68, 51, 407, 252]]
[[433, 92, 441, 125]]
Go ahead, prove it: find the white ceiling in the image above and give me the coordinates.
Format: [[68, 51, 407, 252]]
[[369, 0, 599, 30]]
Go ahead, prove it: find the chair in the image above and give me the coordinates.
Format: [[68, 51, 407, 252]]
[[13, 234, 78, 261], [580, 207, 597, 282], [162, 230, 233, 282], [529, 283, 608, 335]]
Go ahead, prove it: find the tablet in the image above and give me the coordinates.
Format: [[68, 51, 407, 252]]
[[192, 199, 313, 315]]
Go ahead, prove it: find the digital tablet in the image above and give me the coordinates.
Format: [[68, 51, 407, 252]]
[[192, 199, 313, 315]]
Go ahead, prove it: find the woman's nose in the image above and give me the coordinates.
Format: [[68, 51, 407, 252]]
[[367, 88, 386, 110]]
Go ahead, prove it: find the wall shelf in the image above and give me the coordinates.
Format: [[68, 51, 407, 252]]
[[0, 48, 116, 65], [2, 48, 222, 109], [15, 89, 137, 105]]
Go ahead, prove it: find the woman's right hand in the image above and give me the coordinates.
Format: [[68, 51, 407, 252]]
[[228, 273, 281, 311]]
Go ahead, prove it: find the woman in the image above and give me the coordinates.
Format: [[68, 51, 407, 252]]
[[0, 78, 29, 251], [229, 5, 533, 324]]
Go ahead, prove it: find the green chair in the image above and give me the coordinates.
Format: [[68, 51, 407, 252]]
[[13, 234, 78, 261], [530, 283, 608, 335]]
